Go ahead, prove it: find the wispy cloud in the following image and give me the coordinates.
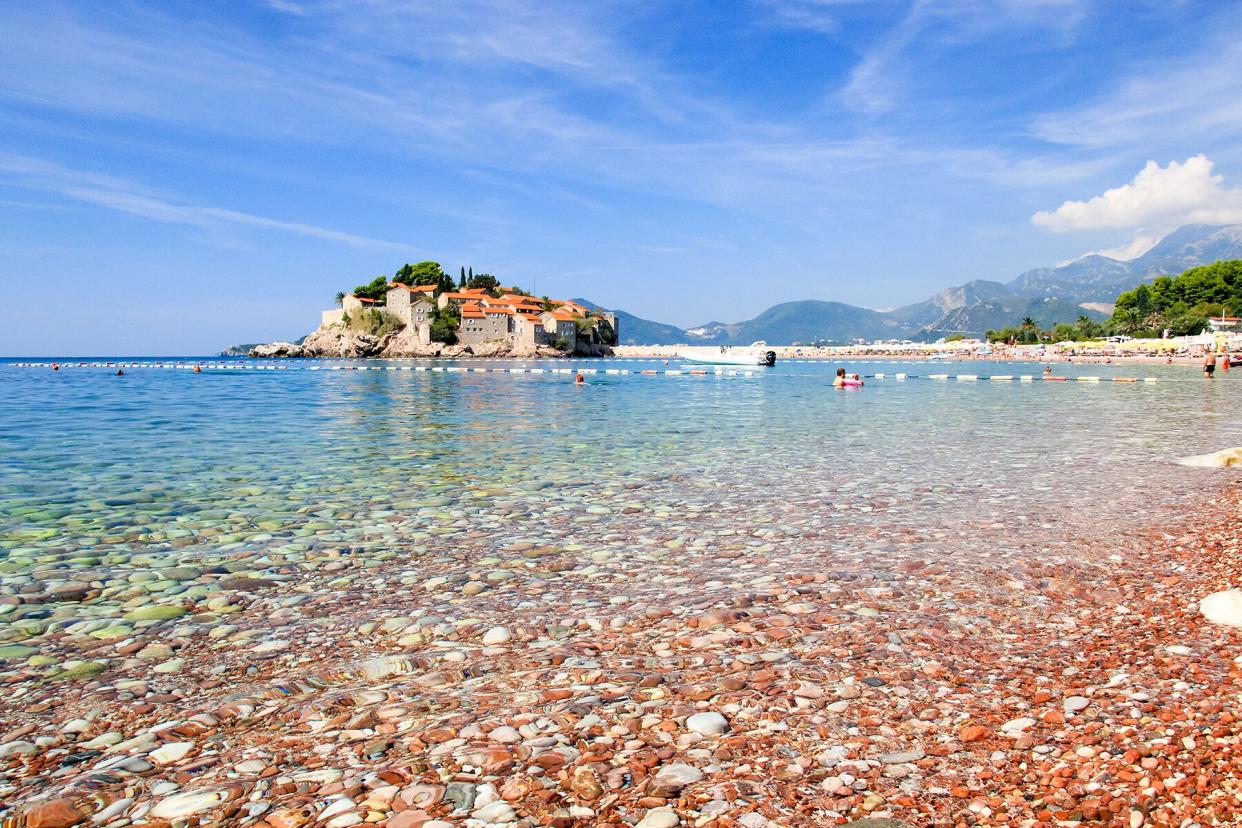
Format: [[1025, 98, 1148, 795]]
[[1032, 31, 1242, 152], [0, 0, 1126, 242], [838, 0, 1088, 114], [0, 154, 414, 250], [756, 0, 880, 35]]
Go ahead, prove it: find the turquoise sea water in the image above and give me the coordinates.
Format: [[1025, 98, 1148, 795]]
[[2, 357, 1241, 586]]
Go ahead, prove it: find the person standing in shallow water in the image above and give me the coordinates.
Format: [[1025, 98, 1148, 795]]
[[1203, 350, 1216, 379]]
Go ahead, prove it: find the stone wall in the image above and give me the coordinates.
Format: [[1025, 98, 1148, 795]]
[[458, 315, 508, 345]]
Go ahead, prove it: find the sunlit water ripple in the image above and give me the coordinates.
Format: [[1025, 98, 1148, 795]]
[[3, 357, 1240, 587]]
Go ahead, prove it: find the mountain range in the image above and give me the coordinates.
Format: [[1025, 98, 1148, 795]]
[[585, 223, 1242, 345]]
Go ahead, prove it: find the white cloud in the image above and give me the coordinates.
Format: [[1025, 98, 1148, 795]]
[[1032, 155, 1242, 232], [1032, 154, 1242, 261], [1084, 233, 1159, 261]]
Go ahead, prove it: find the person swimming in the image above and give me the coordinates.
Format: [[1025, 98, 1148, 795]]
[[833, 367, 863, 387]]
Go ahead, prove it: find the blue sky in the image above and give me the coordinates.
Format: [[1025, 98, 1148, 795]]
[[4, 0, 1242, 354]]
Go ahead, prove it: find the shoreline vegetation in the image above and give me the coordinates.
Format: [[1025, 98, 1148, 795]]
[[986, 259, 1242, 345]]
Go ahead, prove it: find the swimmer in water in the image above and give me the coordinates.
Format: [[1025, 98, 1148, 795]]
[[116, 370, 124, 376], [833, 368, 863, 387], [575, 372, 585, 385]]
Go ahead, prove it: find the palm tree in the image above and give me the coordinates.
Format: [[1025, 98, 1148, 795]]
[[1144, 311, 1166, 332], [334, 291, 345, 307], [1113, 308, 1144, 335]]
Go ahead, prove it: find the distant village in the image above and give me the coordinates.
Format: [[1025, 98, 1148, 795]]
[[323, 263, 618, 353]]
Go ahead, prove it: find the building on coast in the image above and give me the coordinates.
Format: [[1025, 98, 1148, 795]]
[[319, 284, 617, 351]]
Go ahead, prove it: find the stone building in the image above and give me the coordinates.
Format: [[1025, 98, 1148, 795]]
[[456, 303, 509, 345], [539, 309, 578, 348], [385, 284, 436, 332], [319, 283, 618, 351]]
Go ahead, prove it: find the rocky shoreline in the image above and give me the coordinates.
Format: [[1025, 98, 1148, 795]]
[[250, 327, 613, 360], [4, 487, 1242, 827]]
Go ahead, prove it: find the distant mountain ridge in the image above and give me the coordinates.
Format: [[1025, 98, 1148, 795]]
[[590, 223, 1242, 345]]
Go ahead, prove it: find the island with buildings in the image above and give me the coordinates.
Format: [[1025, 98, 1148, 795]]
[[250, 262, 617, 358]]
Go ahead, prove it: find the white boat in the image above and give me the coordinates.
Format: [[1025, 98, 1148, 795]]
[[678, 342, 777, 366]]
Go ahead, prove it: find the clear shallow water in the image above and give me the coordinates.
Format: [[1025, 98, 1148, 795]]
[[2, 357, 1241, 586]]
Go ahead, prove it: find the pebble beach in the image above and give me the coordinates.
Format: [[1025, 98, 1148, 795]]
[[3, 358, 1241, 828]]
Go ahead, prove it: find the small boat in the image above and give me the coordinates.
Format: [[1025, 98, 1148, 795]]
[[679, 342, 777, 366]]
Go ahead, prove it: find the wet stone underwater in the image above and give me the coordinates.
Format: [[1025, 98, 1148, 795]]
[[2, 358, 1242, 828]]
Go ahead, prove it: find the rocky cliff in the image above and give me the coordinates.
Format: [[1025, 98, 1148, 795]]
[[249, 325, 601, 359]]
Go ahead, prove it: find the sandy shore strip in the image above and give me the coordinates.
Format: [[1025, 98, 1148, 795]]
[[614, 346, 1223, 366], [3, 490, 1242, 827]]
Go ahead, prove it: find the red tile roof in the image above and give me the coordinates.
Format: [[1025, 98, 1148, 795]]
[[389, 283, 437, 293]]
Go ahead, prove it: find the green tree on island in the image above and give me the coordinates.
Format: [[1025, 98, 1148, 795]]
[[351, 275, 389, 302], [429, 303, 460, 344], [466, 273, 500, 292], [393, 261, 455, 294]]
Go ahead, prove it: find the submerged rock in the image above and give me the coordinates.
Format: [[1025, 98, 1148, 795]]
[[1199, 589, 1242, 627]]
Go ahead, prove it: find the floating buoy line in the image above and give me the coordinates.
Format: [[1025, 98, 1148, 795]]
[[7, 361, 1178, 383]]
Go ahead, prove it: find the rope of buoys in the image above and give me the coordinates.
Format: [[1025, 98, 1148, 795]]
[[8, 362, 1187, 383]]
